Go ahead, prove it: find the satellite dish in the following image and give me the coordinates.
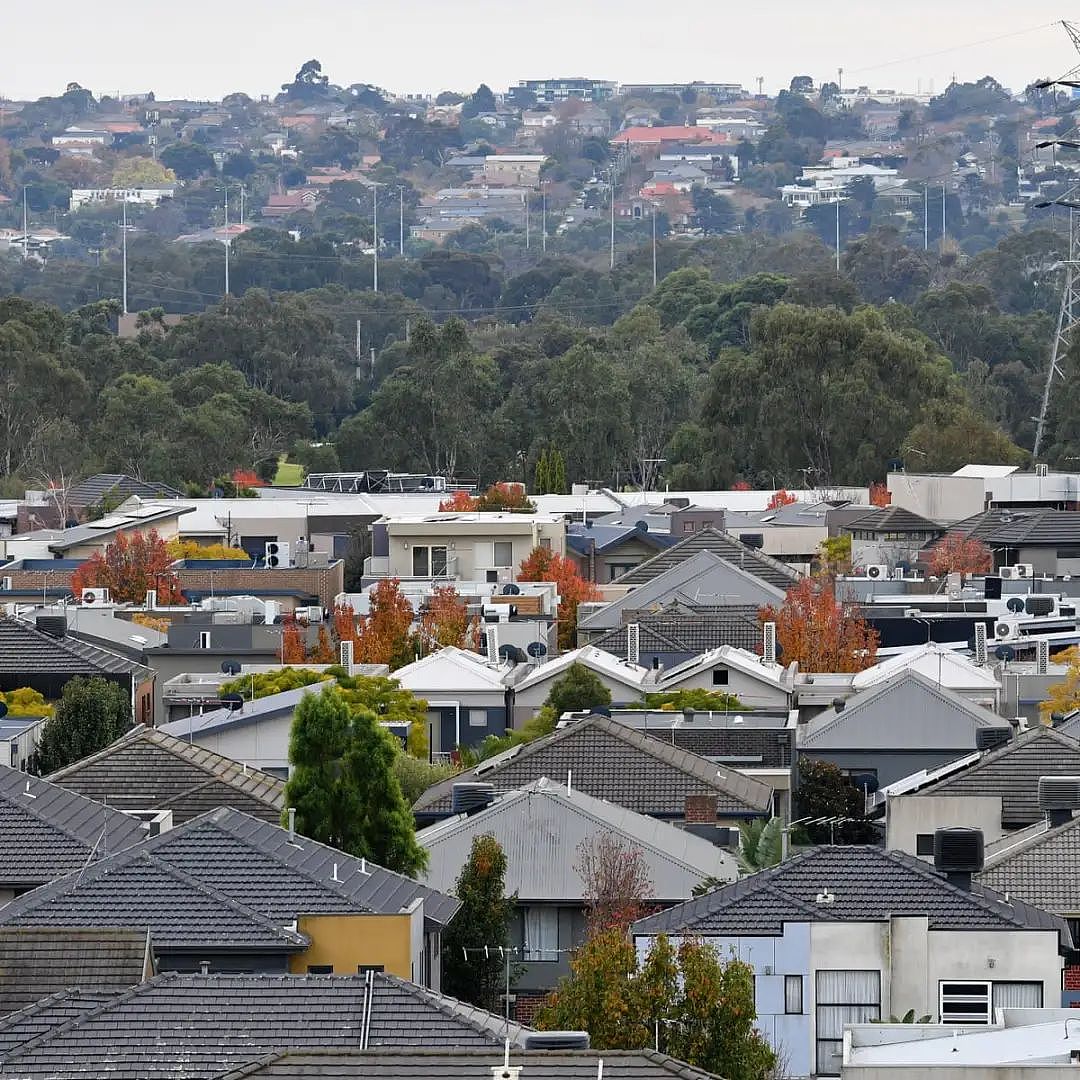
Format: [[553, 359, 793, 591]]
[[774, 643, 784, 660], [1006, 597, 1025, 613], [0, 702, 7, 720], [527, 641, 548, 659], [220, 660, 241, 676], [498, 644, 518, 665], [221, 692, 245, 711], [501, 583, 521, 595], [994, 644, 1016, 662]]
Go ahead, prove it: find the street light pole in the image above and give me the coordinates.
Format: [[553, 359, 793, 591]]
[[223, 187, 230, 300], [398, 185, 405, 256], [835, 198, 841, 274], [651, 205, 657, 289], [541, 183, 547, 254], [372, 183, 379, 293], [609, 168, 616, 270], [22, 185, 28, 261], [121, 198, 128, 315], [923, 185, 928, 251]]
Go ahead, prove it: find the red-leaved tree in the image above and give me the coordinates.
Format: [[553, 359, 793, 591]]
[[760, 576, 879, 673], [929, 532, 994, 576], [519, 547, 601, 650], [420, 584, 471, 650], [354, 579, 416, 669], [281, 616, 305, 663], [438, 490, 478, 511], [869, 481, 892, 508], [333, 603, 359, 645], [70, 530, 183, 604], [766, 489, 797, 510], [438, 484, 535, 512]]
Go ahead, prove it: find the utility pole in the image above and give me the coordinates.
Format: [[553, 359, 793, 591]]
[[524, 192, 530, 249], [651, 204, 657, 289], [372, 183, 379, 293], [239, 185, 246, 228], [355, 319, 362, 365], [121, 198, 128, 315], [941, 182, 947, 241], [835, 198, 841, 274], [609, 167, 616, 270], [223, 187, 230, 300], [398, 186, 405, 256], [923, 185, 928, 251], [541, 183, 547, 254], [21, 185, 28, 261]]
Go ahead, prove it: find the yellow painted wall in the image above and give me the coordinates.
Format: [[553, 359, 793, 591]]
[[288, 914, 414, 979]]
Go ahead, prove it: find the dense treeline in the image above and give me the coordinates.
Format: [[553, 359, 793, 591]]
[[1, 223, 1076, 494]]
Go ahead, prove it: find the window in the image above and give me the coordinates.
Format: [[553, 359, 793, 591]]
[[712, 668, 729, 686], [468, 709, 488, 728], [524, 907, 559, 961], [992, 982, 1042, 1010], [939, 981, 991, 1025], [493, 541, 513, 568], [412, 545, 449, 576], [740, 533, 765, 549], [816, 970, 880, 1076], [1058, 549, 1080, 560], [683, 521, 695, 533], [307, 964, 334, 974], [357, 964, 385, 974], [916, 833, 936, 856], [785, 975, 804, 1014], [608, 563, 637, 581], [198, 631, 211, 649]]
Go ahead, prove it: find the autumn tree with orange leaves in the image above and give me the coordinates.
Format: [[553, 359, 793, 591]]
[[420, 584, 472, 650], [766, 489, 797, 510], [281, 617, 306, 663], [760, 576, 878, 673], [438, 484, 535, 512], [519, 547, 601, 650], [928, 532, 994, 577], [71, 530, 183, 604], [354, 579, 416, 670], [869, 481, 892, 508]]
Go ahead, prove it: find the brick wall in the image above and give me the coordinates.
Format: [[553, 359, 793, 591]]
[[684, 794, 719, 823], [513, 992, 549, 1024], [1065, 964, 1080, 991]]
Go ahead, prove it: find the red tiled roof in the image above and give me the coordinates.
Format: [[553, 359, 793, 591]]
[[614, 126, 729, 145]]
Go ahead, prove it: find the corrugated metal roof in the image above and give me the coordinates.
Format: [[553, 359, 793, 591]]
[[418, 779, 737, 901]]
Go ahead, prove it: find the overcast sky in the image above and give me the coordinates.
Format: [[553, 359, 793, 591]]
[[3, 5, 1074, 102]]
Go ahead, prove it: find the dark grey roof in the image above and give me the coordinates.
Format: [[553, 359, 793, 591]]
[[217, 1048, 722, 1079], [798, 670, 1009, 752], [65, 474, 184, 507], [0, 807, 459, 948], [0, 928, 149, 1018], [612, 527, 799, 589], [980, 813, 1080, 914], [46, 726, 285, 823], [919, 726, 1080, 827], [414, 714, 773, 819], [0, 972, 523, 1078], [641, 721, 793, 768], [591, 604, 763, 657], [0, 990, 116, 1056], [0, 618, 143, 678], [0, 764, 149, 888], [842, 506, 942, 533], [631, 845, 1069, 942], [951, 509, 1080, 546]]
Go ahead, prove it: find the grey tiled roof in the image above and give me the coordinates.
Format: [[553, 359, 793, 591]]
[[642, 724, 793, 768], [0, 807, 459, 948], [414, 714, 773, 818], [0, 929, 149, 1018], [0, 618, 130, 677], [0, 764, 149, 887], [0, 973, 523, 1078], [591, 605, 763, 657], [217, 1048, 722, 1079], [951, 509, 1080, 546], [65, 474, 184, 507], [842, 506, 942, 533], [612, 527, 799, 589], [918, 726, 1080, 827], [47, 726, 285, 823], [631, 845, 1069, 940], [0, 990, 116, 1055], [979, 813, 1080, 914]]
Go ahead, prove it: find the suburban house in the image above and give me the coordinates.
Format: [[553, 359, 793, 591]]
[[841, 506, 944, 573], [0, 764, 150, 904], [482, 154, 546, 187], [506, 645, 651, 725], [949, 508, 1080, 577], [418, 777, 738, 1018], [651, 645, 794, 710], [565, 521, 675, 583], [413, 713, 776, 827], [367, 513, 566, 583], [0, 806, 459, 987], [796, 669, 1015, 788], [632, 836, 1070, 1078], [847, 642, 1001, 710], [878, 726, 1080, 853], [46, 725, 286, 823]]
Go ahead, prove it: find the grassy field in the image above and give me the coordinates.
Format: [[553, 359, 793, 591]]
[[273, 460, 304, 487]]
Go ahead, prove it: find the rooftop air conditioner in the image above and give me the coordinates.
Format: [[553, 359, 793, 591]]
[[80, 587, 111, 606], [1015, 563, 1034, 579], [994, 622, 1015, 641], [866, 564, 888, 580], [1000, 566, 1018, 580], [265, 541, 291, 569]]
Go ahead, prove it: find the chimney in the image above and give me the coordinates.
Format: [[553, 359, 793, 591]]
[[1038, 776, 1080, 828], [1037, 638, 1050, 676], [763, 621, 777, 665], [486, 624, 499, 666], [974, 622, 988, 666], [627, 622, 640, 666], [287, 807, 296, 842], [145, 589, 157, 610], [339, 639, 354, 672], [684, 794, 718, 824], [933, 827, 984, 891]]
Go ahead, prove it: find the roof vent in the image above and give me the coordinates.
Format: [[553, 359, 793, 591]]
[[832, 697, 846, 712], [933, 827, 984, 889], [1039, 776, 1080, 828], [815, 889, 836, 905], [975, 727, 1011, 752], [451, 782, 497, 816], [522, 1031, 591, 1050]]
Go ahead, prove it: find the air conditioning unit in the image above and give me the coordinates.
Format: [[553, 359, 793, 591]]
[[865, 564, 888, 580], [994, 621, 1015, 641], [265, 541, 291, 569], [1000, 566, 1018, 580], [80, 587, 111, 606], [1015, 563, 1034, 579], [295, 605, 323, 622]]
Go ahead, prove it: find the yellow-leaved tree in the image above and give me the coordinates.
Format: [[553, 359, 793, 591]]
[[1040, 647, 1080, 724]]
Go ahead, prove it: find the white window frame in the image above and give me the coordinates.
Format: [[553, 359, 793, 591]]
[[468, 709, 488, 728], [939, 980, 991, 1025], [523, 906, 559, 962], [492, 540, 514, 568]]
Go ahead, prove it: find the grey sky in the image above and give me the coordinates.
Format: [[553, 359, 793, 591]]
[[3, 5, 1073, 102]]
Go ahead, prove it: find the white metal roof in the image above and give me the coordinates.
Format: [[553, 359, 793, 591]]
[[851, 643, 1000, 692], [509, 645, 651, 693], [392, 646, 510, 691]]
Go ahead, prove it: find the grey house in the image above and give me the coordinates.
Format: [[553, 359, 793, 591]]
[[418, 778, 738, 1015], [797, 669, 1014, 788]]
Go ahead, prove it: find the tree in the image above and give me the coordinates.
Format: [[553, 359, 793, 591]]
[[159, 142, 215, 180], [761, 577, 879, 673], [766, 489, 796, 510], [111, 157, 175, 188], [419, 584, 471, 650], [1040, 647, 1080, 723], [794, 757, 876, 844], [817, 535, 853, 576], [35, 677, 132, 774], [441, 835, 516, 1011], [544, 663, 613, 716], [576, 833, 652, 933], [281, 617, 306, 663], [354, 579, 415, 669], [284, 686, 427, 875], [461, 83, 497, 119], [736, 816, 784, 874], [70, 530, 183, 604], [518, 548, 602, 650], [928, 533, 994, 577], [903, 402, 1028, 474]]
